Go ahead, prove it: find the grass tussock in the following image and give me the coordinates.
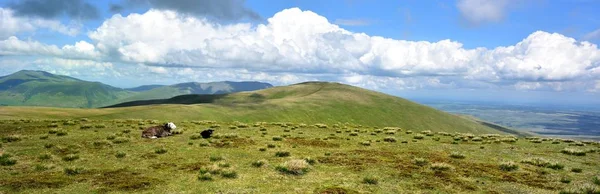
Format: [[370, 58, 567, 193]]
[[430, 162, 453, 171], [450, 152, 466, 159], [276, 159, 309, 175], [561, 148, 587, 156], [0, 154, 17, 166], [499, 161, 519, 171], [362, 176, 379, 185]]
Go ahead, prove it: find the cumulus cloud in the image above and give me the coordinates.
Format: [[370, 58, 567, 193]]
[[0, 8, 81, 39], [0, 36, 99, 59], [6, 0, 99, 20], [456, 0, 511, 25], [114, 0, 260, 20], [2, 7, 600, 92]]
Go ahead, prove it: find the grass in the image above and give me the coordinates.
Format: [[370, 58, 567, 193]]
[[0, 119, 598, 193]]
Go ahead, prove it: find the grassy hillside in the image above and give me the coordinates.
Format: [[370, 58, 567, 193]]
[[1, 82, 525, 135], [0, 119, 598, 193], [0, 70, 135, 108], [118, 81, 273, 102]]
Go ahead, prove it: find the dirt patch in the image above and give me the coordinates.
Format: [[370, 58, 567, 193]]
[[285, 138, 340, 148]]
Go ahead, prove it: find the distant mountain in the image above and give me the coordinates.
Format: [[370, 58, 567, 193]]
[[0, 70, 273, 108], [0, 70, 135, 108], [117, 81, 273, 102], [126, 85, 165, 92]]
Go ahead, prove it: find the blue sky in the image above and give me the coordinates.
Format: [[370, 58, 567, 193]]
[[1, 0, 600, 105]]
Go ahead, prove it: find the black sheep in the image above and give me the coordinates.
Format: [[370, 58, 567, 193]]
[[200, 129, 214, 138]]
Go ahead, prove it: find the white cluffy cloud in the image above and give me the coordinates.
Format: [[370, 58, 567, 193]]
[[1, 7, 600, 92], [0, 8, 80, 39]]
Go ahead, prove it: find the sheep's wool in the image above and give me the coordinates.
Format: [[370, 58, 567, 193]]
[[168, 122, 176, 129]]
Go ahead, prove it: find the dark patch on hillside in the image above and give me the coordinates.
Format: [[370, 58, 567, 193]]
[[126, 85, 165, 92], [104, 94, 228, 108], [477, 121, 528, 137]]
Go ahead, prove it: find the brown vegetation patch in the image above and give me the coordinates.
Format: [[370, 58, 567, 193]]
[[148, 162, 178, 170], [178, 162, 209, 171], [314, 186, 359, 194], [92, 169, 162, 192], [0, 172, 69, 190], [285, 138, 340, 148], [317, 156, 379, 171], [213, 138, 255, 148]]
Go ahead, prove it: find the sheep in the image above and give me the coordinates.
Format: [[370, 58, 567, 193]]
[[141, 122, 176, 139], [200, 129, 214, 139]]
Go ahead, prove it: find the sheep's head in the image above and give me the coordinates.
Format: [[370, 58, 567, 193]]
[[166, 122, 176, 130]]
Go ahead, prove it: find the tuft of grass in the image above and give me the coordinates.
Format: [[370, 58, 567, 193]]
[[115, 151, 127, 158], [362, 176, 379, 185], [430, 162, 453, 171], [2, 134, 22, 143], [93, 140, 112, 147], [360, 141, 371, 146], [267, 144, 276, 148], [561, 148, 587, 156], [547, 162, 565, 170], [414, 158, 428, 166], [154, 148, 168, 154], [571, 168, 583, 173], [413, 134, 424, 139], [521, 157, 550, 167], [450, 151, 466, 159], [272, 136, 283, 141], [38, 153, 52, 160], [56, 130, 68, 136], [111, 137, 130, 144], [62, 154, 80, 162], [44, 143, 54, 148], [64, 167, 85, 176], [276, 159, 309, 175], [349, 132, 358, 136], [275, 151, 291, 157], [190, 134, 202, 140], [383, 136, 397, 142], [209, 155, 224, 162], [251, 160, 267, 167], [304, 157, 317, 165], [499, 161, 519, 171], [221, 170, 238, 178], [594, 176, 600, 185], [198, 173, 213, 181], [39, 135, 49, 140], [258, 147, 267, 152], [560, 183, 600, 194], [48, 129, 59, 134], [0, 154, 17, 166], [560, 177, 572, 184]]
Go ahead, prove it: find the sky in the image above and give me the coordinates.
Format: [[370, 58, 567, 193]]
[[1, 0, 600, 106]]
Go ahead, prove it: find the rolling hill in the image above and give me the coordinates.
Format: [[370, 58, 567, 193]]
[[0, 70, 135, 108], [0, 70, 273, 108], [0, 81, 526, 135], [118, 81, 273, 102]]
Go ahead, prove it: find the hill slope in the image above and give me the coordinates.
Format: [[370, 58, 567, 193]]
[[0, 70, 135, 108], [1, 82, 524, 135], [118, 81, 273, 102]]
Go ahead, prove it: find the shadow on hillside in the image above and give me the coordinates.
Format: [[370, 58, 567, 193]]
[[477, 121, 529, 137], [103, 94, 229, 108]]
